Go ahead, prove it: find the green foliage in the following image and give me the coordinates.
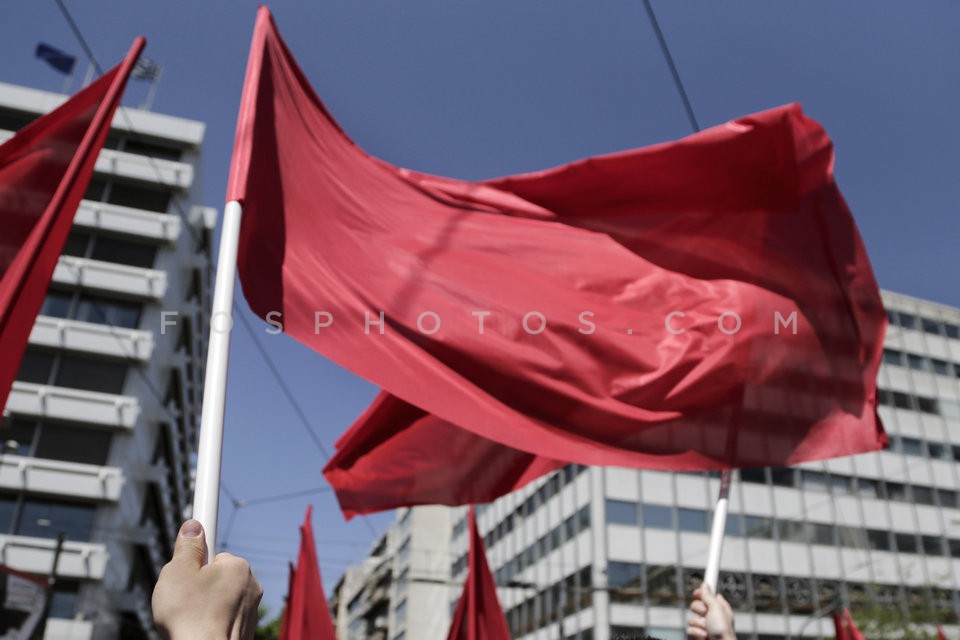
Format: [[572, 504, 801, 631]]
[[254, 606, 283, 640]]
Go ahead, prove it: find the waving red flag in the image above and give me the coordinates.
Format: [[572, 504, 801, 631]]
[[447, 507, 511, 640], [0, 37, 145, 412], [277, 562, 295, 640], [229, 8, 886, 515], [280, 506, 336, 640], [833, 608, 866, 640]]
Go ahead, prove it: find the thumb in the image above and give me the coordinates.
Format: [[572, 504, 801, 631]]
[[172, 519, 207, 568], [700, 582, 719, 606]]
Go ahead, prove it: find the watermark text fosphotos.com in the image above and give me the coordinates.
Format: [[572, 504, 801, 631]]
[[159, 310, 799, 336]]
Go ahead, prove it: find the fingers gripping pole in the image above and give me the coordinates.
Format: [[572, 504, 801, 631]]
[[192, 200, 244, 563], [704, 469, 732, 591]]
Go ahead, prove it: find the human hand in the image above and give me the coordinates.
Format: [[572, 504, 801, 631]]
[[687, 583, 736, 640], [152, 520, 263, 640]]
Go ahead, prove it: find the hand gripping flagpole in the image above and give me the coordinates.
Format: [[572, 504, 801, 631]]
[[192, 199, 244, 562], [703, 469, 732, 591]]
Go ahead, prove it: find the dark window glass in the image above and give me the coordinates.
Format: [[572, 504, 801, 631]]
[[921, 319, 942, 335], [882, 349, 903, 366], [928, 442, 948, 460], [16, 500, 95, 541], [678, 508, 708, 533], [607, 561, 643, 589], [830, 475, 853, 495], [769, 468, 795, 487], [892, 392, 913, 410], [953, 446, 960, 463], [740, 468, 767, 484], [90, 236, 157, 269], [907, 354, 929, 371], [55, 356, 127, 394], [0, 496, 16, 533], [932, 359, 952, 376], [857, 478, 881, 498], [122, 139, 182, 162], [641, 504, 673, 530], [946, 325, 960, 340], [886, 482, 909, 501], [605, 500, 637, 526], [916, 396, 937, 414], [49, 582, 80, 618], [16, 350, 54, 384], [939, 489, 959, 509], [809, 523, 835, 546], [1, 419, 36, 456], [74, 295, 142, 329], [838, 526, 867, 548], [878, 389, 893, 407], [950, 539, 960, 558], [646, 565, 678, 605], [0, 109, 37, 131], [801, 471, 827, 491], [84, 178, 106, 201], [900, 437, 924, 456], [40, 290, 73, 319], [779, 520, 806, 543], [745, 515, 775, 539], [725, 513, 744, 537], [922, 536, 945, 556], [62, 231, 91, 258], [886, 310, 898, 325], [913, 486, 936, 506], [867, 529, 892, 551], [898, 313, 918, 329], [35, 425, 112, 466], [895, 533, 919, 554], [108, 182, 171, 213]]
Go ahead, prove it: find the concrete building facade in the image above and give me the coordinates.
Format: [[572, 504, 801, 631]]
[[0, 81, 215, 639]]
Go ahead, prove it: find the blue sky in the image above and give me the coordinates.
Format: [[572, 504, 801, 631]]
[[3, 1, 958, 615]]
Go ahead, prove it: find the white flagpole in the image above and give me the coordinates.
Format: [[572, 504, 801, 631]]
[[192, 199, 244, 561], [703, 469, 732, 591]]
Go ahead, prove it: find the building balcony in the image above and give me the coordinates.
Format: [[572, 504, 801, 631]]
[[0, 455, 124, 501], [0, 534, 108, 580], [73, 199, 181, 243], [93, 146, 193, 190], [52, 256, 167, 300], [29, 315, 154, 362], [5, 381, 139, 429], [44, 618, 95, 640]]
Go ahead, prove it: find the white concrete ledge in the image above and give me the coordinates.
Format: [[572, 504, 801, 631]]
[[74, 199, 181, 243], [44, 618, 95, 640], [0, 455, 124, 501], [0, 534, 108, 580], [30, 316, 154, 362], [5, 381, 139, 429], [53, 256, 167, 300]]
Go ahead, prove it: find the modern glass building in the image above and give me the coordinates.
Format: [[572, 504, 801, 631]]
[[0, 81, 215, 639]]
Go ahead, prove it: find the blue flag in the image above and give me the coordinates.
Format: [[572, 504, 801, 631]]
[[35, 43, 76, 75]]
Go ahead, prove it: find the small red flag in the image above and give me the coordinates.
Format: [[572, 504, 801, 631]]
[[833, 608, 866, 640], [0, 37, 145, 411], [280, 506, 336, 640], [939, 625, 948, 640], [277, 562, 295, 640], [230, 8, 887, 516], [447, 507, 512, 640]]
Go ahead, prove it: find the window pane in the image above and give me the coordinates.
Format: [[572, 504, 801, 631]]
[[745, 515, 775, 539], [898, 313, 918, 329], [678, 508, 708, 533], [917, 397, 938, 414], [641, 504, 673, 530], [725, 513, 744, 537], [74, 295, 142, 329], [838, 526, 867, 548], [931, 359, 951, 376], [907, 354, 929, 371], [108, 182, 171, 213], [0, 496, 16, 533], [779, 520, 806, 543], [49, 582, 80, 619], [801, 470, 827, 491], [928, 442, 948, 460], [740, 468, 767, 484], [857, 478, 881, 498], [939, 489, 958, 509], [62, 231, 90, 258], [55, 355, 127, 394], [769, 468, 796, 487], [122, 139, 182, 162], [893, 392, 913, 410], [882, 349, 903, 366], [921, 319, 942, 335], [606, 500, 637, 526], [913, 486, 936, 506], [946, 325, 960, 340], [900, 437, 924, 456], [90, 236, 157, 269], [809, 523, 835, 546], [895, 533, 918, 554], [1, 419, 36, 456], [36, 425, 112, 466], [829, 475, 852, 495], [886, 482, 909, 501], [40, 290, 73, 318], [17, 500, 96, 541], [15, 350, 54, 384], [922, 535, 945, 556], [84, 178, 106, 201], [867, 529, 892, 551]]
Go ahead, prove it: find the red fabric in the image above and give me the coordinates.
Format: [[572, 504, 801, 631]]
[[277, 562, 295, 640], [833, 608, 866, 640], [939, 625, 948, 640], [0, 37, 144, 412], [282, 506, 336, 640], [229, 9, 887, 516], [446, 507, 512, 640]]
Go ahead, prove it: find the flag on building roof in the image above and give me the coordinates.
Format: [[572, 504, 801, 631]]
[[229, 8, 887, 517], [833, 608, 866, 640], [279, 506, 336, 640], [132, 57, 161, 81], [34, 43, 76, 75], [0, 37, 145, 415], [446, 507, 512, 640]]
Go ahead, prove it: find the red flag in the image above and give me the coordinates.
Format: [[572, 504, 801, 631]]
[[833, 608, 865, 640], [939, 625, 948, 640], [281, 506, 336, 640], [277, 562, 295, 640], [229, 8, 886, 513], [0, 37, 145, 411], [447, 507, 511, 640]]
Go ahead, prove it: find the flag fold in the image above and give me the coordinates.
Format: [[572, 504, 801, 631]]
[[279, 506, 337, 640]]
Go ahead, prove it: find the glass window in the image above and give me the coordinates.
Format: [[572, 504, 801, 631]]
[[922, 535, 945, 556], [641, 504, 673, 530], [769, 468, 796, 487], [1, 420, 37, 456], [913, 486, 936, 506], [886, 482, 909, 501], [62, 231, 91, 258], [725, 513, 744, 537], [108, 182, 171, 213], [16, 350, 55, 384], [857, 478, 881, 499], [917, 397, 938, 415], [677, 508, 708, 533], [946, 324, 960, 340], [646, 565, 678, 605], [950, 539, 960, 558], [0, 496, 16, 533], [829, 475, 853, 494], [892, 392, 913, 410], [931, 359, 952, 376], [907, 354, 929, 371], [606, 500, 638, 526], [939, 489, 959, 509], [74, 295, 142, 329], [778, 520, 806, 543], [898, 313, 918, 329], [895, 533, 919, 554], [49, 581, 80, 619], [867, 529, 892, 551], [740, 468, 767, 484], [55, 356, 127, 394], [881, 349, 903, 366], [90, 236, 158, 269], [35, 425, 112, 466], [837, 526, 867, 548], [808, 523, 835, 546], [800, 470, 827, 491], [928, 442, 948, 460], [84, 178, 106, 201], [17, 500, 96, 541], [40, 290, 74, 318], [607, 561, 643, 589], [122, 139, 182, 162], [900, 437, 924, 456], [745, 515, 775, 539], [921, 319, 942, 335]]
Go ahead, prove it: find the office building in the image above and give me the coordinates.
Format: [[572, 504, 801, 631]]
[[0, 81, 215, 639]]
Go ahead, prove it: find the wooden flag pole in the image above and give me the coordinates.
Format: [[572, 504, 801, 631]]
[[193, 199, 244, 562], [703, 469, 732, 590]]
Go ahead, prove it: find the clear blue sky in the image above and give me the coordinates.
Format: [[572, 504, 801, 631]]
[[3, 1, 958, 615]]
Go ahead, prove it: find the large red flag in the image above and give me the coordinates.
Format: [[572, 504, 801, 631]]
[[833, 608, 866, 640], [447, 507, 512, 640], [229, 9, 886, 514], [277, 562, 295, 640], [0, 37, 145, 412], [280, 506, 336, 640]]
